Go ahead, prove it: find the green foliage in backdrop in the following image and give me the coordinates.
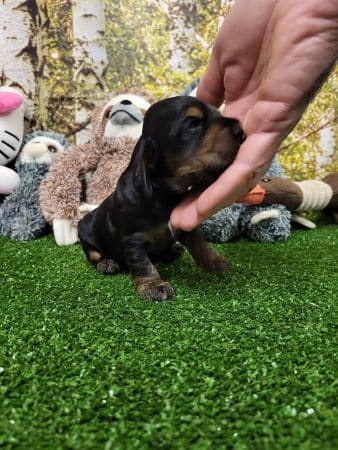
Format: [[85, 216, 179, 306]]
[[45, 0, 337, 179]]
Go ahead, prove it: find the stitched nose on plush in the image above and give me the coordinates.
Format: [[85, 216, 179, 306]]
[[109, 102, 143, 125]]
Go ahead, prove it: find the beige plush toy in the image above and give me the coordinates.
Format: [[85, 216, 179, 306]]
[[40, 88, 155, 245], [239, 173, 338, 227]]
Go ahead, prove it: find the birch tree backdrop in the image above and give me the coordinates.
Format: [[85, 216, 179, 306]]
[[0, 0, 336, 178]]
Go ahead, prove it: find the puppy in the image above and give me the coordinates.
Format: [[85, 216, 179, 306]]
[[78, 96, 245, 301]]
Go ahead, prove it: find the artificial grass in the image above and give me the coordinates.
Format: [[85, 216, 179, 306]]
[[0, 225, 337, 450]]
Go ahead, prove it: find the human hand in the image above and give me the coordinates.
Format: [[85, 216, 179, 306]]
[[171, 0, 338, 230]]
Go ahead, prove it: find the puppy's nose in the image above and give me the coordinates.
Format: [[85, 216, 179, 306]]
[[120, 99, 132, 105], [231, 121, 246, 144]]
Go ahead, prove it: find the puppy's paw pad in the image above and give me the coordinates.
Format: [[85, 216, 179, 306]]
[[138, 280, 176, 301], [96, 259, 120, 275], [202, 254, 228, 273]]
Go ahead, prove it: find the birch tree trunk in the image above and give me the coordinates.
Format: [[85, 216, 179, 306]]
[[317, 127, 335, 174], [168, 0, 196, 72], [72, 0, 108, 144], [35, 0, 50, 130], [0, 0, 37, 127], [0, 0, 50, 130]]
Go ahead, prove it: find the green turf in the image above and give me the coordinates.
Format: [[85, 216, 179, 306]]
[[0, 225, 337, 450]]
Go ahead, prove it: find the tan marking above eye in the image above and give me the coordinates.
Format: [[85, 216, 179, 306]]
[[186, 106, 204, 119]]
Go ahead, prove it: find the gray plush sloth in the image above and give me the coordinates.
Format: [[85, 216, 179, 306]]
[[0, 131, 69, 240]]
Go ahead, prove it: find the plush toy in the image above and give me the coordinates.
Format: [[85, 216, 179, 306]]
[[0, 131, 69, 240], [200, 155, 293, 243], [0, 87, 24, 201], [40, 88, 156, 246], [239, 173, 338, 227]]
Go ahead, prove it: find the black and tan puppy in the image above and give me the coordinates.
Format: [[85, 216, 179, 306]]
[[78, 96, 244, 300]]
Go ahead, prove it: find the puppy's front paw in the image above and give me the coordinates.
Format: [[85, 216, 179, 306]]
[[171, 243, 185, 260], [200, 253, 228, 273], [137, 279, 176, 301], [96, 259, 121, 275], [160, 243, 185, 263]]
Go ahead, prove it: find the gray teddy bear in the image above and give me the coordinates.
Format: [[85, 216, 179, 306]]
[[0, 130, 69, 240]]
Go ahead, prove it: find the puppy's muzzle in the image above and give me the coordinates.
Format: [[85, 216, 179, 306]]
[[231, 121, 246, 144], [220, 117, 246, 144]]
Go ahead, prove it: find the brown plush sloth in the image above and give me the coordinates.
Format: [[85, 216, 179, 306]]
[[40, 88, 156, 245], [78, 96, 245, 301]]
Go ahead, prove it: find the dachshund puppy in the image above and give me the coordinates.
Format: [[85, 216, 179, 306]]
[[78, 96, 245, 301]]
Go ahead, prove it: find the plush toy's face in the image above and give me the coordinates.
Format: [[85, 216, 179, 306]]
[[101, 94, 151, 140], [20, 136, 66, 164], [0, 87, 24, 166]]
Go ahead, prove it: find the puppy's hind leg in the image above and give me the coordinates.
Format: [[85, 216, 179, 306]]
[[124, 234, 175, 301], [86, 248, 121, 275], [177, 229, 228, 273]]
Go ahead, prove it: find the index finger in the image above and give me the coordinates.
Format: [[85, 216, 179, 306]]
[[196, 131, 278, 218], [170, 131, 279, 231]]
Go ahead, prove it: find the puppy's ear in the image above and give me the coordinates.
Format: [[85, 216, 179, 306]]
[[140, 136, 157, 169], [132, 136, 157, 191]]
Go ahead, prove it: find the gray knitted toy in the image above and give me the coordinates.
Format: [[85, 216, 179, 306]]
[[200, 158, 292, 242], [0, 131, 69, 240]]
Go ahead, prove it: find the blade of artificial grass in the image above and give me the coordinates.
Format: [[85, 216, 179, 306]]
[[0, 226, 337, 450]]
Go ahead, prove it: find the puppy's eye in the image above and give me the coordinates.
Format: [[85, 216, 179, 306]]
[[185, 116, 202, 130]]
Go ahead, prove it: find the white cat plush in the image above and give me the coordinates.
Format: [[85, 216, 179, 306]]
[[0, 87, 24, 196]]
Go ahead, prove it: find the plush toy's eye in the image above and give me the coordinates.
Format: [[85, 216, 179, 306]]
[[185, 116, 202, 130], [104, 107, 112, 119], [48, 145, 57, 153], [262, 178, 270, 183]]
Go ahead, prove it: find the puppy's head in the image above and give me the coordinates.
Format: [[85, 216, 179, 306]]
[[136, 96, 245, 194]]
